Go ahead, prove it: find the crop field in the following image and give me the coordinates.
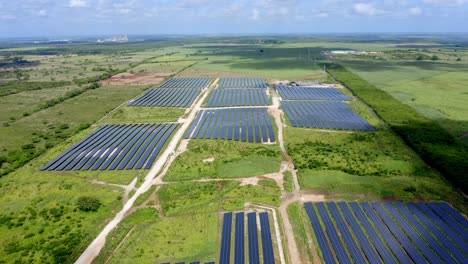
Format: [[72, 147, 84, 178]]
[[282, 101, 374, 131], [304, 202, 468, 263], [218, 77, 268, 88], [185, 108, 275, 143], [129, 88, 201, 107], [42, 123, 178, 171], [277, 86, 351, 101], [220, 211, 277, 264], [206, 88, 270, 107], [159, 77, 212, 88]]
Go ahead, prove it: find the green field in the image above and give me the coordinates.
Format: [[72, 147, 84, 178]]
[[165, 140, 282, 181]]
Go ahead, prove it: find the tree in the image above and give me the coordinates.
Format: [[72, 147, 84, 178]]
[[456, 57, 462, 61], [431, 55, 439, 61], [416, 55, 424, 60], [77, 196, 101, 212]]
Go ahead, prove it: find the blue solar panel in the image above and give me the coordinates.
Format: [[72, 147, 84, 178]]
[[277, 86, 351, 101], [206, 89, 269, 107], [391, 202, 458, 263], [160, 77, 211, 88], [235, 212, 245, 264], [41, 124, 178, 171], [248, 212, 260, 264], [219, 212, 232, 264], [327, 203, 367, 263], [130, 88, 201, 108], [218, 78, 267, 89], [336, 202, 385, 264], [282, 101, 374, 131], [304, 202, 336, 264], [316, 203, 351, 264], [259, 212, 275, 264], [188, 108, 275, 143], [369, 202, 427, 263]]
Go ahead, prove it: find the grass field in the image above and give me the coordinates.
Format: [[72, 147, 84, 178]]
[[101, 106, 185, 124], [92, 208, 219, 264], [341, 58, 468, 142], [164, 140, 282, 181]]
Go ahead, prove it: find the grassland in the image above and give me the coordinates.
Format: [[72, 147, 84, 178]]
[[100, 106, 185, 124], [164, 140, 282, 181], [341, 59, 468, 142]]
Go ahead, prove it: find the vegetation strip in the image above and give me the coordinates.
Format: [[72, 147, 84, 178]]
[[326, 64, 468, 192]]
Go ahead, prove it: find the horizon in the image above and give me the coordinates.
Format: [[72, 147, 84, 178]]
[[1, 0, 468, 38]]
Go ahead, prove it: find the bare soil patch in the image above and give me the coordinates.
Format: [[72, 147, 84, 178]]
[[100, 72, 171, 86]]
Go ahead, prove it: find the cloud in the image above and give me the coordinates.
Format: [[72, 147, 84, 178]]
[[0, 14, 16, 20], [409, 7, 422, 15], [423, 0, 468, 6], [69, 0, 89, 8], [353, 3, 385, 15], [251, 9, 260, 20]]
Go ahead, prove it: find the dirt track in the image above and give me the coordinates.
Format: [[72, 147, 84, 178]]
[[100, 72, 171, 86]]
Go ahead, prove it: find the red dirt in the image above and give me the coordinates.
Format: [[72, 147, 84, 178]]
[[100, 72, 171, 86]]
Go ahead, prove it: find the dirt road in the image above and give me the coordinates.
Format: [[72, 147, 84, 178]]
[[75, 80, 216, 264]]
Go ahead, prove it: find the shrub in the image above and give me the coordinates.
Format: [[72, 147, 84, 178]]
[[76, 196, 101, 212]]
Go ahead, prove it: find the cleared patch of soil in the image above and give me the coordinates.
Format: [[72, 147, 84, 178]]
[[100, 72, 171, 86]]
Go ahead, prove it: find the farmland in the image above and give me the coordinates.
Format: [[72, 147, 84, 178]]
[[0, 35, 467, 264]]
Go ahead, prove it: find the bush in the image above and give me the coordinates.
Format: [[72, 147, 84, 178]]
[[76, 196, 101, 212]]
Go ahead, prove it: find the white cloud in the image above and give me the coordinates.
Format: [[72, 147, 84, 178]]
[[251, 9, 260, 20], [409, 7, 422, 15], [353, 3, 385, 15], [0, 14, 16, 20], [423, 0, 468, 6], [69, 0, 89, 8]]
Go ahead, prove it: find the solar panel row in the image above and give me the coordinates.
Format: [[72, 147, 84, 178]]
[[129, 88, 201, 108], [282, 101, 374, 131], [184, 108, 275, 143], [218, 212, 277, 264], [41, 123, 178, 171], [160, 77, 211, 88], [206, 89, 270, 107], [218, 78, 267, 89], [304, 202, 468, 264], [277, 86, 351, 101], [219, 212, 232, 264]]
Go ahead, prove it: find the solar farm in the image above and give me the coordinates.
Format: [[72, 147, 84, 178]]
[[277, 84, 374, 131], [184, 108, 275, 143], [129, 88, 201, 107], [305, 202, 468, 264], [282, 101, 375, 131], [206, 88, 270, 107], [159, 77, 212, 88], [218, 77, 268, 89], [219, 212, 277, 264], [41, 123, 178, 171], [277, 86, 351, 101]]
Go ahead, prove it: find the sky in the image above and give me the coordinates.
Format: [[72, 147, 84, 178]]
[[0, 0, 467, 38]]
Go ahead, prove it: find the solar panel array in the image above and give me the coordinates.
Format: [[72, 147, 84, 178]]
[[220, 212, 276, 264], [206, 88, 270, 107], [282, 101, 374, 131], [218, 78, 267, 89], [41, 124, 178, 171], [184, 108, 275, 143], [305, 202, 468, 264], [160, 77, 211, 88], [129, 88, 201, 107], [277, 86, 351, 101]]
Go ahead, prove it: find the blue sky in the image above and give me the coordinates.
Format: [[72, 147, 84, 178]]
[[0, 0, 467, 37]]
